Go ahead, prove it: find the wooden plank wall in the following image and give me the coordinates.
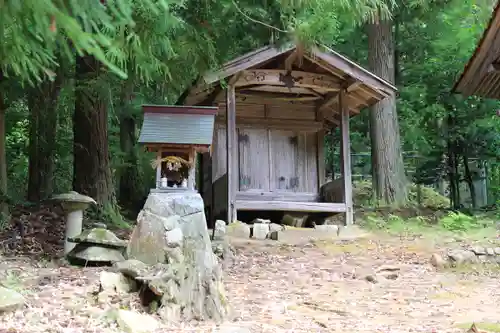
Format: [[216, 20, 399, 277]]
[[238, 128, 270, 191], [203, 101, 325, 217]]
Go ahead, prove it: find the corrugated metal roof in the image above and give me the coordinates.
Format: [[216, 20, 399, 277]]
[[138, 113, 215, 145]]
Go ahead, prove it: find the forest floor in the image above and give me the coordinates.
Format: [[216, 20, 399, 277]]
[[0, 225, 499, 333]]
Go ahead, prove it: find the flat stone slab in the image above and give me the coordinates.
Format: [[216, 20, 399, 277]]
[[68, 228, 127, 248]]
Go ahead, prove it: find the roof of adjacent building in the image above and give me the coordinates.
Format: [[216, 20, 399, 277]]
[[453, 1, 500, 98], [138, 105, 218, 146]]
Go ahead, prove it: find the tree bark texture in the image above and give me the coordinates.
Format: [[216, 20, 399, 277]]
[[118, 79, 143, 212], [463, 155, 477, 208], [27, 76, 63, 202], [0, 71, 8, 215], [73, 55, 114, 204], [367, 19, 408, 205]]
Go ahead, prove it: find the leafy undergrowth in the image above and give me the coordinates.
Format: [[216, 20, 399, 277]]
[[358, 210, 498, 245]]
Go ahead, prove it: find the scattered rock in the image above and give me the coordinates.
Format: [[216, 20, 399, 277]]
[[114, 259, 149, 278], [430, 253, 447, 268], [381, 272, 399, 280], [364, 274, 378, 283], [100, 271, 136, 294], [213, 220, 226, 240], [0, 286, 25, 312], [314, 224, 339, 234], [281, 213, 308, 227], [269, 230, 281, 241], [116, 309, 160, 333], [448, 249, 477, 265], [252, 223, 270, 240], [226, 221, 251, 239], [471, 246, 486, 255], [252, 218, 271, 224], [337, 225, 366, 238], [269, 223, 284, 233], [320, 178, 344, 203], [376, 265, 400, 273]]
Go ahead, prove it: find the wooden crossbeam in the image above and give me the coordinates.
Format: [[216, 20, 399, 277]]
[[235, 70, 341, 91]]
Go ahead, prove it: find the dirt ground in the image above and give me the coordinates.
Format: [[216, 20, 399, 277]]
[[0, 229, 499, 333]]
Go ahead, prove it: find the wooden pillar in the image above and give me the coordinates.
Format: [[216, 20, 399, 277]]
[[340, 89, 353, 225], [316, 109, 326, 188], [187, 149, 197, 191], [156, 149, 162, 188], [226, 85, 237, 223]]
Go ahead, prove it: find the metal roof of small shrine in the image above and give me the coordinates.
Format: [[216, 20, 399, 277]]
[[138, 105, 218, 146]]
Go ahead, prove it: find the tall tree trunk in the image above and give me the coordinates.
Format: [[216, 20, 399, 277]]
[[447, 142, 458, 208], [27, 76, 63, 202], [463, 154, 477, 208], [367, 18, 407, 205], [0, 71, 9, 216], [118, 77, 143, 211], [73, 55, 113, 204]]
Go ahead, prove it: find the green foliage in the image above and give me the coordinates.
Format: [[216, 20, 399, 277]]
[[438, 212, 479, 232], [353, 180, 449, 210]]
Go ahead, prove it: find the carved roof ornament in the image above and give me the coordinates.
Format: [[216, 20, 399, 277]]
[[279, 70, 302, 89]]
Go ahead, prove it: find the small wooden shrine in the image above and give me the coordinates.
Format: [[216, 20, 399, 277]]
[[178, 43, 397, 225], [138, 105, 218, 191]]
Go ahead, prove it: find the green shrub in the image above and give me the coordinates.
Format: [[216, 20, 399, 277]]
[[438, 212, 480, 232]]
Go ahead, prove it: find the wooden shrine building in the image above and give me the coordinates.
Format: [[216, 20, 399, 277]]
[[138, 105, 217, 191], [453, 1, 500, 99], [178, 43, 397, 225]]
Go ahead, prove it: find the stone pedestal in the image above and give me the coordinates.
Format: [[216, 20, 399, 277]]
[[126, 192, 229, 322]]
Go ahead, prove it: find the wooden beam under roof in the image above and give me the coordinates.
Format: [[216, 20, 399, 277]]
[[235, 69, 341, 91]]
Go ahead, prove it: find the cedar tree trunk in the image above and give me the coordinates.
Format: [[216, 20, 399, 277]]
[[0, 71, 8, 215], [118, 78, 143, 211], [27, 76, 63, 202], [367, 18, 408, 205], [73, 55, 114, 204]]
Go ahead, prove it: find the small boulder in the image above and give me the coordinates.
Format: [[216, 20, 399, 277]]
[[486, 248, 495, 256], [114, 259, 148, 278], [269, 223, 284, 233], [314, 224, 339, 234], [226, 221, 251, 239], [448, 249, 476, 265], [251, 218, 271, 224], [213, 220, 227, 240], [281, 214, 308, 227], [269, 230, 281, 241], [495, 247, 500, 255], [430, 253, 447, 268], [252, 223, 270, 240], [471, 246, 486, 255], [0, 286, 25, 312], [100, 271, 136, 294], [116, 309, 160, 333]]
